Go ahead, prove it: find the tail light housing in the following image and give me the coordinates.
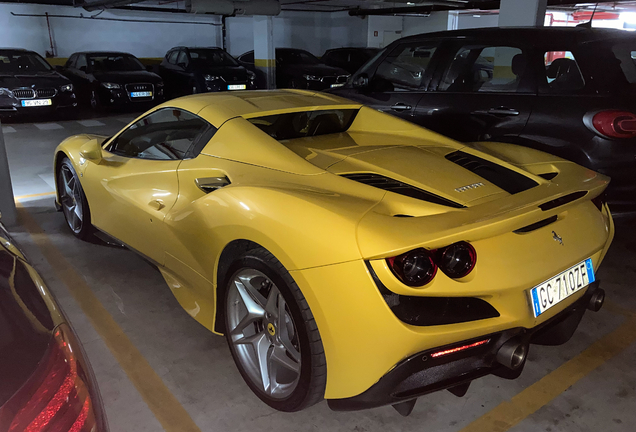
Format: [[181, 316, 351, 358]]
[[588, 110, 636, 139], [387, 248, 437, 287], [439, 241, 477, 279], [0, 324, 107, 432]]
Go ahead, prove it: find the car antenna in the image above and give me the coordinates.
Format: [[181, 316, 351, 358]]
[[577, 2, 599, 28]]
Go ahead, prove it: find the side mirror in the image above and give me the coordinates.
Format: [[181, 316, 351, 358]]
[[55, 65, 64, 72], [177, 62, 187, 69], [79, 66, 87, 73], [353, 73, 369, 89], [79, 139, 102, 162]]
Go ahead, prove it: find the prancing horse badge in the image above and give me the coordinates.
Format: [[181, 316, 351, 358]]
[[552, 231, 564, 246]]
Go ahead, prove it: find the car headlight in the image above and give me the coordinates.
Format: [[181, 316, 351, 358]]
[[61, 84, 73, 92], [204, 75, 222, 81], [102, 82, 121, 90], [247, 70, 256, 81], [303, 74, 321, 81], [0, 88, 14, 97]]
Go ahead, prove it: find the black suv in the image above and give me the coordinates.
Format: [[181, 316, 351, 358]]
[[159, 47, 255, 98], [0, 49, 76, 115], [321, 47, 380, 74], [330, 27, 636, 212]]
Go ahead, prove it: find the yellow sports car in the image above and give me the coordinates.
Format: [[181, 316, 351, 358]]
[[54, 90, 614, 416]]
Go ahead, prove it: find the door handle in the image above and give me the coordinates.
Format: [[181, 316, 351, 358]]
[[148, 199, 165, 211], [196, 176, 231, 193], [472, 107, 520, 116], [390, 103, 412, 112]]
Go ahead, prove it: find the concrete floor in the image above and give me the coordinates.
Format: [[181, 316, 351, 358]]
[[1, 112, 635, 432]]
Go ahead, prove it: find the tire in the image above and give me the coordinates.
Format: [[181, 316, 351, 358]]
[[223, 247, 326, 412], [57, 158, 93, 240]]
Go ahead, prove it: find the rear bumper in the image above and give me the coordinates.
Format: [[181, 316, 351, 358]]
[[328, 281, 602, 411]]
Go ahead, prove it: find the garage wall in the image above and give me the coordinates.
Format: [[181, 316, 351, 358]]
[[367, 15, 403, 48], [0, 2, 222, 58], [457, 13, 499, 29], [225, 11, 368, 57], [403, 11, 453, 37]]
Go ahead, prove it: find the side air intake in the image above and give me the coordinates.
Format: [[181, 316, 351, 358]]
[[445, 151, 538, 194], [341, 173, 465, 208]]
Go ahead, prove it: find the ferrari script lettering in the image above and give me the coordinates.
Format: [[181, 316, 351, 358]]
[[455, 182, 485, 193]]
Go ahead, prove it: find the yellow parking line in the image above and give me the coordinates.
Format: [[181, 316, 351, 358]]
[[16, 204, 202, 432], [459, 315, 636, 432], [14, 191, 56, 201]]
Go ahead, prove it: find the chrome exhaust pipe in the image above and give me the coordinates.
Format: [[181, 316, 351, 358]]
[[588, 289, 605, 312], [496, 339, 528, 370]]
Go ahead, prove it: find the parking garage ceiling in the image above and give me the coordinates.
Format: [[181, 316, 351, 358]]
[[3, 0, 636, 15]]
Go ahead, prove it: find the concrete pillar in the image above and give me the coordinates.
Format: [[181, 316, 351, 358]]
[[0, 121, 16, 226], [499, 0, 547, 27], [253, 16, 276, 89]]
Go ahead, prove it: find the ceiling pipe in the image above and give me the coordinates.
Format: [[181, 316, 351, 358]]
[[185, 0, 281, 15], [82, 0, 147, 11]]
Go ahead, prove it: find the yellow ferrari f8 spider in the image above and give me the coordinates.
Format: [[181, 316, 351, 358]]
[[54, 90, 614, 415]]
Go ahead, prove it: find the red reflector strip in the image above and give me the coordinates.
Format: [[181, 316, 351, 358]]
[[25, 364, 77, 432], [430, 339, 490, 358], [69, 397, 91, 432]]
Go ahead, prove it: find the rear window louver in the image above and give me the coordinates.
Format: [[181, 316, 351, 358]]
[[445, 151, 538, 194], [341, 173, 465, 208]]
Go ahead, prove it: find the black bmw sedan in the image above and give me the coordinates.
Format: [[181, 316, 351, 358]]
[[0, 220, 108, 431], [0, 49, 77, 115], [158, 47, 256, 98], [61, 51, 164, 110], [237, 48, 350, 90]]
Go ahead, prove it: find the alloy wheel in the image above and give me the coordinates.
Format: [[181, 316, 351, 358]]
[[226, 269, 302, 399], [59, 165, 84, 234]]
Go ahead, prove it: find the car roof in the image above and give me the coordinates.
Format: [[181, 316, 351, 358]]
[[74, 51, 136, 56], [400, 26, 636, 44], [162, 89, 362, 126], [0, 48, 37, 54]]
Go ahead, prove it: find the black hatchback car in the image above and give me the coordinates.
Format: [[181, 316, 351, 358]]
[[61, 51, 164, 110], [0, 49, 76, 115], [158, 47, 256, 98], [321, 47, 381, 74], [330, 27, 636, 212], [237, 48, 350, 90]]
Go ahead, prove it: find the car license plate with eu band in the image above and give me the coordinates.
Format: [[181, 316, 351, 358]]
[[21, 99, 52, 107], [131, 91, 152, 98], [227, 84, 246, 90], [530, 258, 595, 317]]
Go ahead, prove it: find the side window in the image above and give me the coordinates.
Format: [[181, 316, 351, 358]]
[[106, 108, 213, 160], [240, 52, 254, 64], [544, 51, 585, 92], [167, 51, 179, 65], [438, 45, 528, 93], [374, 42, 439, 91], [65, 54, 77, 69], [176, 51, 189, 68], [75, 55, 87, 72]]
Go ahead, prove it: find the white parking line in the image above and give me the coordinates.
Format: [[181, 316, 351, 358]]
[[2, 126, 16, 133], [77, 120, 106, 127], [34, 123, 64, 130]]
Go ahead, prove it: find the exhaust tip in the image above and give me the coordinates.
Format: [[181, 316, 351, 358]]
[[496, 339, 528, 370], [588, 289, 605, 312]]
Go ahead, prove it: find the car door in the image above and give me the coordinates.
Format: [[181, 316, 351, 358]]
[[158, 50, 180, 99], [81, 108, 212, 264], [415, 41, 536, 142], [343, 40, 443, 123], [64, 54, 91, 102], [173, 50, 196, 96]]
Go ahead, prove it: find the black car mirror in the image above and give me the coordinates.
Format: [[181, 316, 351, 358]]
[[177, 62, 187, 70], [353, 73, 369, 89], [79, 66, 87, 73]]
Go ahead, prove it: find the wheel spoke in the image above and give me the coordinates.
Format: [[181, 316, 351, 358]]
[[255, 334, 273, 393], [74, 202, 83, 223], [234, 279, 266, 317], [61, 169, 73, 197], [264, 284, 280, 317], [270, 344, 300, 373], [237, 272, 267, 307]]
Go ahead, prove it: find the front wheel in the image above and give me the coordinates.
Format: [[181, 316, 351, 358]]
[[58, 158, 93, 240], [224, 247, 326, 412]]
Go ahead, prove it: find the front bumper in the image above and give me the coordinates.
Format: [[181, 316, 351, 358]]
[[328, 281, 602, 411], [98, 86, 164, 106], [0, 92, 77, 114]]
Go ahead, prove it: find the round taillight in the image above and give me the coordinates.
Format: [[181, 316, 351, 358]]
[[439, 241, 476, 279], [387, 248, 437, 287], [591, 110, 636, 139]]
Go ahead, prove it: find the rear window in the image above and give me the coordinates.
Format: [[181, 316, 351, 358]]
[[611, 42, 636, 84], [247, 109, 358, 140]]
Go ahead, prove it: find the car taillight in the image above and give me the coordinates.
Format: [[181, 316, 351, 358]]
[[439, 241, 477, 279], [591, 110, 636, 139], [1, 324, 105, 432], [387, 248, 437, 287]]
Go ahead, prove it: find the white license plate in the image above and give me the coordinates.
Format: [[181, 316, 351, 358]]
[[21, 99, 52, 107], [227, 84, 246, 90], [530, 258, 595, 317], [130, 91, 152, 98], [330, 83, 345, 88]]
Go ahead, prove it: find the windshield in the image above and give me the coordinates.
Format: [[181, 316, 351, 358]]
[[276, 50, 321, 65], [247, 109, 358, 140], [0, 52, 52, 74], [88, 54, 145, 72], [189, 49, 239, 67]]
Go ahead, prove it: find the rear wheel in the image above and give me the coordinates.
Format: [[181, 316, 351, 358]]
[[224, 247, 326, 411], [58, 158, 93, 240]]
